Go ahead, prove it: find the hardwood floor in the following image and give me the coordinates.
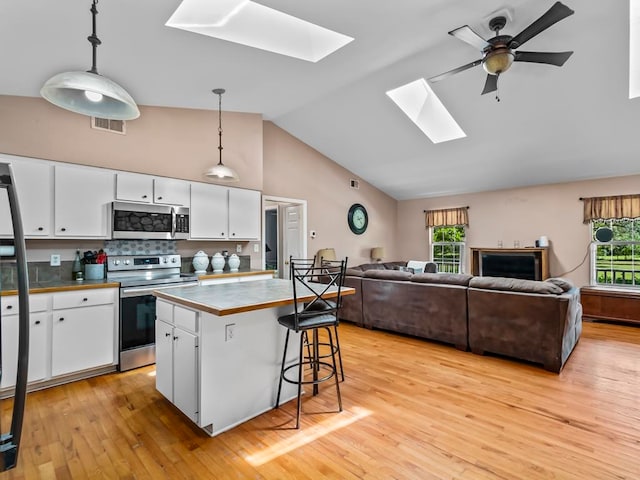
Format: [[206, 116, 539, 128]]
[[1, 320, 639, 479]]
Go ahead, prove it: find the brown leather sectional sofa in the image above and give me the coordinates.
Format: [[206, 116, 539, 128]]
[[340, 262, 582, 373]]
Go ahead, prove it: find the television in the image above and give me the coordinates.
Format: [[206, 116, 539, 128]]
[[479, 252, 540, 280]]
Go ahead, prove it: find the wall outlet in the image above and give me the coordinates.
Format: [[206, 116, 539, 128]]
[[253, 244, 260, 253], [50, 254, 61, 266], [236, 244, 243, 253], [225, 323, 236, 342]]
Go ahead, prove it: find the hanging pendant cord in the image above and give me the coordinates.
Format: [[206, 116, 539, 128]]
[[217, 92, 224, 166], [87, 0, 101, 74]]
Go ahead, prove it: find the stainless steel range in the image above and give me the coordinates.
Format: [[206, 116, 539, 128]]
[[107, 254, 198, 371]]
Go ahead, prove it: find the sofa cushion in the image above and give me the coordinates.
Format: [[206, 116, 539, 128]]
[[383, 261, 407, 270], [358, 263, 387, 271], [345, 268, 365, 277], [469, 276, 563, 294], [363, 270, 413, 281], [545, 277, 575, 292], [412, 272, 473, 286]]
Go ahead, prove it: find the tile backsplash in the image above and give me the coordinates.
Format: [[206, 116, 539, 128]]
[[103, 240, 177, 256]]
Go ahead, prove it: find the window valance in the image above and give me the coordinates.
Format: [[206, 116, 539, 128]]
[[581, 194, 640, 223], [424, 206, 469, 228]]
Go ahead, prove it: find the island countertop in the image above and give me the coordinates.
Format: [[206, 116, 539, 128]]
[[153, 278, 354, 316]]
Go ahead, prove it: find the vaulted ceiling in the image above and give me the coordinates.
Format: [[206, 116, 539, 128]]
[[2, 1, 639, 200]]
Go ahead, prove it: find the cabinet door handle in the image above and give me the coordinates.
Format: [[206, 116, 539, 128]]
[[38, 227, 44, 231], [60, 227, 66, 232], [232, 233, 236, 236], [35, 320, 41, 325], [165, 332, 171, 337], [82, 298, 88, 302], [142, 195, 148, 199], [157, 196, 163, 200], [173, 335, 179, 341], [6, 305, 12, 310], [59, 317, 65, 322]]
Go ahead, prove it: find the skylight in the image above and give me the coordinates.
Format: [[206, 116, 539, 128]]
[[166, 0, 354, 62], [630, 0, 640, 98], [386, 79, 466, 144]]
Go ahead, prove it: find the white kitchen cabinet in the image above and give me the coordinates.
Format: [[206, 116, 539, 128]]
[[199, 272, 274, 286], [228, 188, 261, 240], [189, 183, 260, 241], [155, 300, 199, 423], [116, 172, 153, 203], [190, 182, 228, 239], [54, 165, 115, 237], [0, 294, 49, 389], [0, 158, 53, 237], [51, 289, 117, 377], [116, 173, 190, 206]]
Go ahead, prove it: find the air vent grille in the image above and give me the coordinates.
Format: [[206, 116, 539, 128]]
[[91, 117, 126, 135], [350, 179, 360, 189]]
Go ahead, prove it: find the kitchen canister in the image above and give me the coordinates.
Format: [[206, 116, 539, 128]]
[[211, 252, 225, 273], [192, 250, 209, 274], [84, 263, 104, 280], [228, 253, 240, 272]]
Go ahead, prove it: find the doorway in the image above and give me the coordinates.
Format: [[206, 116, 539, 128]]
[[262, 196, 307, 279]]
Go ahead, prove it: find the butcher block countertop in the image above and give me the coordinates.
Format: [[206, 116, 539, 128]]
[[154, 278, 354, 316], [1, 279, 119, 296]]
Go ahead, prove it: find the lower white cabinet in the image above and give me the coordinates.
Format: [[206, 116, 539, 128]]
[[199, 272, 274, 286], [51, 303, 115, 377], [155, 302, 198, 423], [0, 294, 49, 389]]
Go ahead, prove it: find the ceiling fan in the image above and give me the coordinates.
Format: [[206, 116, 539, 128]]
[[428, 1, 574, 100]]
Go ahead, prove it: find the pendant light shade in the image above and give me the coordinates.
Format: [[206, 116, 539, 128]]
[[40, 0, 139, 120], [205, 88, 240, 182]]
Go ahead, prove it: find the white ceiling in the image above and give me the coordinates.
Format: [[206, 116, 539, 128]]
[[1, 0, 639, 200]]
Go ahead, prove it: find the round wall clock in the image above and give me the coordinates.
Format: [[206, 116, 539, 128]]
[[347, 203, 368, 235]]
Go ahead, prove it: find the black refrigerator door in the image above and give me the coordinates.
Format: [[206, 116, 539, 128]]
[[0, 162, 30, 471]]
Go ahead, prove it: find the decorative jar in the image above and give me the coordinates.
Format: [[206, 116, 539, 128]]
[[192, 251, 209, 274], [211, 252, 225, 273], [228, 253, 240, 272]]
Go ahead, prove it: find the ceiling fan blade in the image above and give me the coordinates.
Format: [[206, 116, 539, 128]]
[[448, 25, 490, 51], [508, 2, 575, 49], [514, 50, 573, 66], [481, 74, 498, 95], [428, 59, 482, 83]]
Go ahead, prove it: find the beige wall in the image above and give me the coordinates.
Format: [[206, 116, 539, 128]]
[[0, 95, 263, 191], [398, 174, 640, 286], [262, 121, 398, 266]]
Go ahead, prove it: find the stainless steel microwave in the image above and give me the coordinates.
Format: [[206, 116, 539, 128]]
[[112, 201, 189, 240]]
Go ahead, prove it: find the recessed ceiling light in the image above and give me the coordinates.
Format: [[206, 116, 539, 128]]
[[386, 79, 466, 144], [630, 0, 640, 98], [166, 0, 354, 62]]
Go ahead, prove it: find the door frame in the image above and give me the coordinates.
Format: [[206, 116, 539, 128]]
[[261, 195, 307, 278]]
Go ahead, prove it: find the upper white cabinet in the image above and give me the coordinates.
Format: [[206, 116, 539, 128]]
[[228, 188, 261, 240], [190, 183, 260, 240], [116, 173, 190, 206], [0, 156, 53, 237], [115, 172, 153, 203], [54, 165, 115, 238], [190, 183, 228, 239]]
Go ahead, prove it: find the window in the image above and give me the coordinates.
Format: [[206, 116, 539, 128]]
[[431, 226, 465, 273], [591, 218, 640, 287]]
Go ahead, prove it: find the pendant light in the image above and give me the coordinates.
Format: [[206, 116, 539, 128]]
[[40, 0, 140, 120], [205, 88, 240, 182]]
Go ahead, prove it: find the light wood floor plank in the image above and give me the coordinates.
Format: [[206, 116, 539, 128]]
[[1, 320, 639, 479]]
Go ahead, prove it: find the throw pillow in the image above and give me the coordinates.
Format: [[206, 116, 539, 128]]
[[407, 260, 429, 274]]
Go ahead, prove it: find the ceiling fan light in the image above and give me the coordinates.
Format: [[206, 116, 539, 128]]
[[41, 71, 140, 120], [483, 48, 514, 75], [204, 163, 240, 182]]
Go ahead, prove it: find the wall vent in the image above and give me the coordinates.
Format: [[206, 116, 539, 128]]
[[350, 179, 360, 189], [91, 117, 126, 135]]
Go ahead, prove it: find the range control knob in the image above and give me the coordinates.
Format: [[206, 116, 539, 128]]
[[113, 260, 120, 266], [163, 257, 169, 263], [124, 259, 130, 265], [171, 257, 178, 263]]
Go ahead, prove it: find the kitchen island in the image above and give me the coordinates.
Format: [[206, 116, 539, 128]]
[[153, 278, 352, 436]]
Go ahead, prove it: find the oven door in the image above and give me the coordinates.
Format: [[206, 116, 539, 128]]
[[119, 283, 197, 371]]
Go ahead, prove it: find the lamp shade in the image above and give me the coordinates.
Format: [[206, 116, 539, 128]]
[[317, 248, 337, 261], [41, 71, 140, 121], [483, 48, 514, 75], [371, 247, 385, 261], [204, 163, 240, 182]]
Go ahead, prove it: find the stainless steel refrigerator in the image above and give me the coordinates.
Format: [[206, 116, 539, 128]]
[[0, 162, 29, 471]]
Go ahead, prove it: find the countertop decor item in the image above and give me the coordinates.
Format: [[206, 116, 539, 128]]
[[192, 251, 209, 274], [211, 252, 225, 273], [40, 0, 139, 120], [228, 253, 241, 272], [204, 88, 239, 182]]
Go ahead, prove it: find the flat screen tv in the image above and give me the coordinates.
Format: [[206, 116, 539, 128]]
[[480, 252, 540, 280]]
